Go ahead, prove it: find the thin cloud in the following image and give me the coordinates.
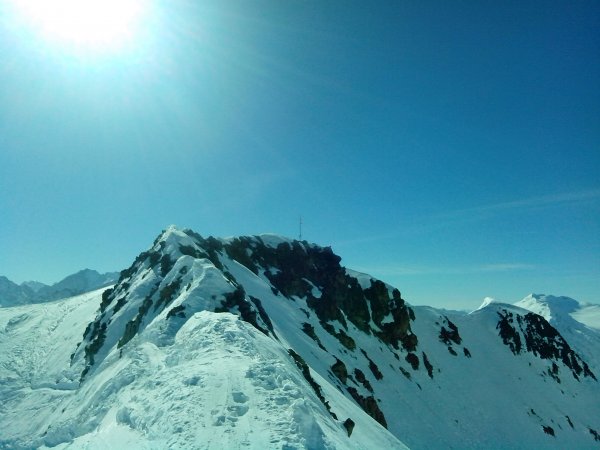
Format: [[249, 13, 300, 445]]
[[476, 263, 536, 272], [353, 263, 536, 277], [439, 188, 600, 219], [332, 188, 600, 248]]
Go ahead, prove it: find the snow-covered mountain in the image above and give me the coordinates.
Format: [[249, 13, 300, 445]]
[[36, 268, 120, 302], [0, 269, 119, 307], [1, 226, 599, 449], [20, 280, 46, 293], [515, 294, 600, 374], [516, 293, 600, 333], [0, 276, 36, 307]]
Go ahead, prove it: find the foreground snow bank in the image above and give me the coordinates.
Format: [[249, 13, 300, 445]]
[[0, 290, 406, 450]]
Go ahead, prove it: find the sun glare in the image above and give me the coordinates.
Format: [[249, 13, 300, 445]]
[[15, 0, 145, 51]]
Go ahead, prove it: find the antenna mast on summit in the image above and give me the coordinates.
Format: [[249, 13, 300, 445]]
[[299, 215, 302, 241]]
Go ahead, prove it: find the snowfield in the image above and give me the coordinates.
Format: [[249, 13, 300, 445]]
[[0, 289, 405, 450], [1, 226, 599, 449]]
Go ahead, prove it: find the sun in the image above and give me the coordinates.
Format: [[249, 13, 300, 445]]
[[14, 0, 145, 51]]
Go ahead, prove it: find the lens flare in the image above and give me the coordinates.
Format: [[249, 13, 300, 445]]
[[14, 0, 145, 51]]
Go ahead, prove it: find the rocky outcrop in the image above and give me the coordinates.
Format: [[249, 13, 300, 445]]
[[496, 308, 596, 381]]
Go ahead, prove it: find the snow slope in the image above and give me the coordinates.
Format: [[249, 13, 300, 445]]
[[0, 290, 405, 449], [1, 226, 599, 449]]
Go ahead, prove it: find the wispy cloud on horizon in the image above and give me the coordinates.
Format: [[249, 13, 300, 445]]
[[436, 188, 600, 220], [351, 263, 537, 277], [332, 188, 600, 248]]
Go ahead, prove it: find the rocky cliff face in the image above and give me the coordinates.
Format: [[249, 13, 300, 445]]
[[496, 307, 595, 381], [73, 227, 417, 427]]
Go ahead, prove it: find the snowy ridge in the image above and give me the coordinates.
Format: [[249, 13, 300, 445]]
[[516, 294, 600, 332], [1, 226, 600, 449], [515, 294, 600, 374], [0, 291, 402, 449]]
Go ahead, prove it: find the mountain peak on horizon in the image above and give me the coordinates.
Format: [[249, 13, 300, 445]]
[[516, 293, 600, 334], [516, 294, 581, 319], [0, 269, 120, 307], [159, 225, 297, 247], [475, 296, 499, 311]]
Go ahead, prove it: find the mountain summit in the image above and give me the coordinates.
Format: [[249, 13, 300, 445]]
[[515, 293, 600, 375], [516, 293, 600, 332], [1, 226, 599, 449]]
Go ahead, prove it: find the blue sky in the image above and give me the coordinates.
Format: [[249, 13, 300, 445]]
[[1, 1, 599, 310]]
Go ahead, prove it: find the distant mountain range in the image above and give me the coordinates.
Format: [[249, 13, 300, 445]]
[[0, 269, 119, 307], [0, 226, 598, 449]]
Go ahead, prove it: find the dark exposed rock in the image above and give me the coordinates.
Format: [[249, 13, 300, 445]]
[[118, 295, 153, 349], [321, 321, 356, 351], [548, 362, 561, 383], [347, 387, 387, 428], [264, 241, 338, 302], [248, 295, 274, 335], [497, 311, 522, 354], [185, 233, 419, 359], [521, 313, 596, 381], [399, 332, 418, 352], [302, 323, 326, 350], [360, 349, 383, 380], [166, 305, 186, 319], [83, 320, 107, 369], [375, 293, 417, 352], [590, 428, 600, 442], [343, 418, 355, 437], [353, 368, 373, 393], [160, 254, 174, 277], [331, 358, 348, 384], [154, 278, 182, 312], [439, 317, 462, 346], [542, 425, 555, 437], [184, 230, 224, 270], [288, 349, 336, 419], [242, 239, 417, 348], [363, 280, 392, 327], [112, 294, 128, 315], [463, 347, 472, 358], [178, 244, 204, 259], [215, 287, 270, 336], [399, 366, 411, 380], [497, 309, 596, 381], [422, 352, 434, 378], [224, 237, 260, 275], [565, 416, 574, 429], [406, 353, 419, 370], [99, 288, 114, 313]]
